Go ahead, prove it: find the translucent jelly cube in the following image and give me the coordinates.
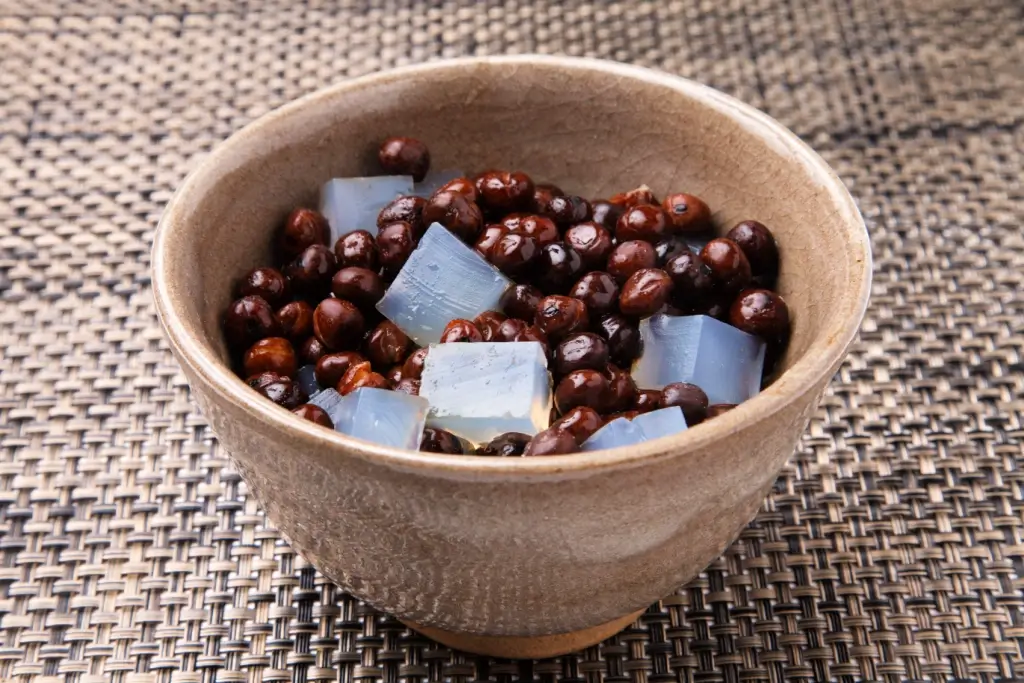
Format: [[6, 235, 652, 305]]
[[309, 388, 345, 423], [581, 407, 687, 452], [296, 364, 320, 398], [685, 235, 710, 253], [376, 223, 512, 346], [632, 406, 688, 440], [412, 169, 463, 198], [419, 341, 551, 443], [332, 387, 428, 450], [580, 417, 640, 452], [320, 175, 414, 242], [632, 314, 766, 405]]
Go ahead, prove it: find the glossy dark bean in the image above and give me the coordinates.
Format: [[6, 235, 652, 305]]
[[603, 364, 638, 413], [422, 190, 483, 242], [237, 267, 290, 308], [706, 403, 737, 418], [729, 289, 790, 345], [378, 195, 427, 237], [534, 242, 584, 293], [553, 332, 609, 376], [596, 314, 643, 367], [334, 230, 379, 270], [473, 311, 507, 341], [660, 382, 709, 425], [551, 406, 604, 444], [607, 240, 657, 284], [606, 410, 641, 422], [535, 295, 589, 341], [523, 427, 579, 456], [619, 268, 674, 317], [654, 236, 690, 266], [401, 347, 429, 380], [475, 170, 535, 213], [499, 213, 529, 231], [476, 432, 532, 456], [633, 389, 662, 414], [509, 214, 560, 246], [243, 337, 297, 378], [378, 136, 430, 181], [702, 296, 732, 321], [366, 321, 412, 367], [393, 377, 421, 396], [569, 271, 619, 316], [293, 404, 334, 428], [473, 224, 508, 259], [496, 318, 529, 342], [313, 298, 365, 350], [316, 351, 369, 389], [248, 371, 307, 409], [224, 295, 281, 350], [554, 369, 609, 414], [664, 251, 715, 309], [515, 324, 548, 353], [700, 238, 752, 293], [564, 222, 613, 269], [531, 183, 564, 213], [543, 195, 591, 228], [277, 208, 329, 261], [419, 427, 465, 454], [489, 233, 539, 276], [331, 266, 385, 312], [285, 244, 336, 299], [434, 176, 478, 203], [726, 220, 779, 278], [275, 300, 314, 341], [376, 222, 416, 279], [591, 200, 625, 231], [298, 336, 328, 365], [609, 185, 658, 208], [385, 365, 404, 385], [616, 204, 671, 243], [661, 193, 712, 234], [338, 361, 390, 395], [440, 319, 483, 343], [500, 284, 543, 321]]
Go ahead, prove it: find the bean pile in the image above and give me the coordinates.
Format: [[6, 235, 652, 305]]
[[223, 136, 791, 456]]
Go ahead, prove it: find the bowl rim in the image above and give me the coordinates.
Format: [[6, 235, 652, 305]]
[[152, 54, 872, 477]]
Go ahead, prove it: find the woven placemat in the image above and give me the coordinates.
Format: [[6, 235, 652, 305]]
[[1, 1, 1023, 681]]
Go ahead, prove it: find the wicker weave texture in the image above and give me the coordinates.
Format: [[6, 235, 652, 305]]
[[1, 1, 1023, 682]]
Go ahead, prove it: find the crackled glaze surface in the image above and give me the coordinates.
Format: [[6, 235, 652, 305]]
[[153, 56, 871, 642]]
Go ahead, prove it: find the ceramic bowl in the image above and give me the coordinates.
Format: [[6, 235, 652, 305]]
[[152, 56, 871, 658]]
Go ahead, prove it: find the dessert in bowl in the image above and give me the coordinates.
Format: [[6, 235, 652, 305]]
[[152, 56, 871, 658]]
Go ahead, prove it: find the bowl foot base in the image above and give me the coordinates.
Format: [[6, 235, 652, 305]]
[[403, 608, 645, 659]]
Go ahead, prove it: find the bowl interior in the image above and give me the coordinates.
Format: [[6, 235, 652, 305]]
[[160, 57, 867, 450]]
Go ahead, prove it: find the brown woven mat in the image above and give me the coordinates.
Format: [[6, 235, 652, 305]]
[[1, 1, 1023, 681]]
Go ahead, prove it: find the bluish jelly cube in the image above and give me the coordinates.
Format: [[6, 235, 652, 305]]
[[376, 223, 512, 346], [419, 341, 551, 444], [685, 235, 710, 253], [331, 387, 428, 450], [632, 406, 688, 440], [581, 407, 688, 452], [296, 364, 320, 398], [580, 417, 640, 452], [413, 169, 463, 198], [632, 314, 766, 405], [308, 388, 345, 424], [320, 175, 414, 242]]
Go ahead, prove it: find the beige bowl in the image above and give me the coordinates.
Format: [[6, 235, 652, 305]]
[[152, 56, 871, 658]]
